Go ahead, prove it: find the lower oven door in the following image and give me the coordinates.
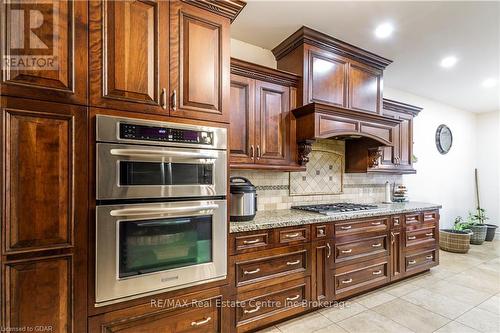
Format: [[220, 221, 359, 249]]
[[95, 199, 227, 306], [97, 142, 227, 200]]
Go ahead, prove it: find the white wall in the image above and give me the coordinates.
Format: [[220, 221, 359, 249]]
[[230, 38, 496, 229], [475, 111, 500, 227], [384, 88, 480, 228], [231, 39, 277, 68]]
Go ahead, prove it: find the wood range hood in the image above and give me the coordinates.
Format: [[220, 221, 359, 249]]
[[292, 102, 402, 167]]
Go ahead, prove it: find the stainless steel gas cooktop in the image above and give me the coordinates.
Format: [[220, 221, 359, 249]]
[[292, 203, 378, 215]]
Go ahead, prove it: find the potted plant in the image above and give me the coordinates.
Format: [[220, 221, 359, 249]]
[[474, 208, 497, 241], [439, 217, 473, 253], [466, 211, 487, 245]]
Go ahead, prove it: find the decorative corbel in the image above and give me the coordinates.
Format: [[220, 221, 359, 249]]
[[298, 140, 314, 166], [368, 147, 383, 168]]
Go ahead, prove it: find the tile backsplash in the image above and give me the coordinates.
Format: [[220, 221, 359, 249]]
[[230, 139, 402, 211]]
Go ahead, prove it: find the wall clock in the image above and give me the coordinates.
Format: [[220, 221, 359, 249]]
[[436, 124, 453, 154]]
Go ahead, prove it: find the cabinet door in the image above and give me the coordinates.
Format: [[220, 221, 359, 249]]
[[1, 0, 87, 105], [379, 109, 399, 170], [255, 80, 290, 165], [3, 255, 73, 332], [169, 1, 230, 123], [398, 113, 413, 168], [348, 62, 382, 114], [390, 229, 404, 281], [306, 49, 348, 107], [89, 0, 169, 113], [311, 240, 334, 302], [2, 102, 86, 254], [229, 74, 255, 164]]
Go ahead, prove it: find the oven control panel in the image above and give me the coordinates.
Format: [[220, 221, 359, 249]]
[[119, 123, 213, 145]]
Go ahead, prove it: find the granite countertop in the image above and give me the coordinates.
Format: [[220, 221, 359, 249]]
[[229, 202, 442, 233]]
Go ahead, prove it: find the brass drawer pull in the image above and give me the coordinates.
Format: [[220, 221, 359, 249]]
[[318, 229, 325, 236], [407, 217, 417, 221], [243, 305, 261, 314], [372, 243, 382, 248], [408, 260, 417, 265], [243, 268, 260, 275], [286, 260, 301, 266], [426, 255, 433, 260], [243, 238, 260, 245], [425, 232, 434, 236], [425, 214, 434, 219], [341, 278, 353, 284], [371, 222, 382, 226], [341, 249, 353, 254], [372, 270, 383, 275], [285, 232, 300, 238], [408, 236, 417, 240], [286, 294, 301, 301], [191, 317, 212, 327], [327, 243, 332, 258], [250, 145, 255, 160], [340, 225, 352, 230]]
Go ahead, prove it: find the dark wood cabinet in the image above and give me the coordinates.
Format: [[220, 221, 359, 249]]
[[390, 228, 404, 281], [229, 59, 302, 171], [369, 99, 422, 174], [89, 0, 169, 114], [169, 0, 230, 123], [1, 97, 88, 332], [1, 0, 88, 105], [311, 240, 334, 302], [272, 27, 391, 114]]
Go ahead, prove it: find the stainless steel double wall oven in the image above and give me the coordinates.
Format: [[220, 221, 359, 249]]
[[95, 115, 227, 306]]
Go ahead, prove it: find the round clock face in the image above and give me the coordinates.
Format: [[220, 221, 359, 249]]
[[436, 124, 453, 154]]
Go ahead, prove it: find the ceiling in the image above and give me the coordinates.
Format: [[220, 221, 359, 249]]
[[231, 1, 500, 113]]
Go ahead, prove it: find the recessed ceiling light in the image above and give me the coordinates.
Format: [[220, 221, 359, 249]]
[[440, 56, 458, 68], [374, 23, 394, 39], [482, 78, 497, 88]]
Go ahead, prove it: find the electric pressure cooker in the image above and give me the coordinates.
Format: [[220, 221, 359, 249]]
[[229, 177, 257, 222]]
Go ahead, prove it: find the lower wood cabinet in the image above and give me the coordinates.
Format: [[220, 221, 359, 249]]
[[229, 210, 439, 331]]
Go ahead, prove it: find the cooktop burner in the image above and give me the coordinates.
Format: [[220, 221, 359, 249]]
[[292, 203, 378, 214]]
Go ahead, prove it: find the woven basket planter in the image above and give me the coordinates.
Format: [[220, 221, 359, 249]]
[[439, 229, 471, 253], [469, 224, 487, 245]]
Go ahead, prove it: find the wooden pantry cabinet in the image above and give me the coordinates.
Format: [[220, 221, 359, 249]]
[[229, 210, 440, 332], [0, 97, 88, 332], [229, 58, 303, 171]]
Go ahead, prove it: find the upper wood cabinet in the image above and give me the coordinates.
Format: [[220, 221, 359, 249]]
[[89, 0, 169, 114], [1, 0, 88, 105], [272, 26, 391, 114], [169, 1, 231, 123], [368, 99, 422, 174], [229, 59, 303, 171]]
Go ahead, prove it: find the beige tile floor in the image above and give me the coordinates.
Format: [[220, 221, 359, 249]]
[[257, 240, 500, 333]]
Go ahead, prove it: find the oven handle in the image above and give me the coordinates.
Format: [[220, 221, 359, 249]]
[[110, 149, 217, 160], [109, 204, 219, 217]]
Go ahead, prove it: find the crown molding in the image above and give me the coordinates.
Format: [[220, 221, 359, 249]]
[[231, 58, 300, 87], [383, 98, 423, 116], [182, 0, 246, 22]]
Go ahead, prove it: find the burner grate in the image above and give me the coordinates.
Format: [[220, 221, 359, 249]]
[[292, 203, 378, 214]]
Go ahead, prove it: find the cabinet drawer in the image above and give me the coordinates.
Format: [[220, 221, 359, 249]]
[[334, 257, 389, 298], [404, 213, 422, 227], [391, 215, 402, 228], [405, 248, 438, 273], [423, 211, 439, 224], [234, 232, 271, 253], [335, 235, 388, 264], [405, 227, 436, 248], [278, 226, 310, 244], [236, 250, 307, 286], [237, 281, 307, 323], [334, 217, 388, 236]]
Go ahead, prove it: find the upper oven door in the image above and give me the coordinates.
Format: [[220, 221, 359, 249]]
[[97, 143, 227, 200]]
